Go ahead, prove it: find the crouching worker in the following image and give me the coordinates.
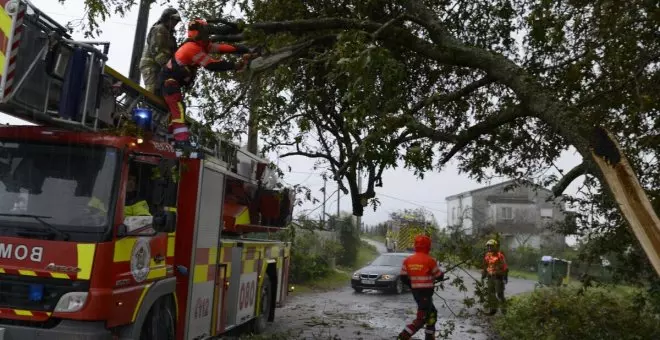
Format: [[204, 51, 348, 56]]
[[159, 18, 257, 150], [397, 234, 444, 340]]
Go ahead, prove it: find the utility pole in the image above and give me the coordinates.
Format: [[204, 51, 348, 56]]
[[337, 182, 340, 218], [322, 177, 327, 226], [356, 170, 362, 231], [128, 0, 152, 83]]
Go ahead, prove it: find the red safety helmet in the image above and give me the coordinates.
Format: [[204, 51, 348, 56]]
[[414, 234, 431, 254], [187, 18, 209, 40]]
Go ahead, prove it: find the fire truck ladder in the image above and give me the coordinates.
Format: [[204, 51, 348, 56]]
[[0, 0, 276, 185], [0, 0, 295, 235]]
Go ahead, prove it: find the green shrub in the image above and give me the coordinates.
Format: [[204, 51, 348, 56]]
[[494, 286, 660, 340], [288, 230, 333, 283]]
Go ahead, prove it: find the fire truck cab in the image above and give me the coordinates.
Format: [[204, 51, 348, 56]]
[[0, 1, 293, 339]]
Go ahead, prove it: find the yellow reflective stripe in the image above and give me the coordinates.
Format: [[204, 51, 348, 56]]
[[165, 206, 177, 212], [167, 235, 175, 257], [50, 272, 69, 279], [0, 267, 4, 273], [208, 247, 217, 265], [132, 284, 151, 322], [0, 8, 12, 38], [114, 238, 137, 262], [147, 263, 167, 280], [235, 207, 250, 225], [171, 102, 186, 123], [14, 310, 32, 316], [0, 52, 5, 77], [18, 270, 36, 276], [76, 244, 96, 280], [193, 264, 208, 283]]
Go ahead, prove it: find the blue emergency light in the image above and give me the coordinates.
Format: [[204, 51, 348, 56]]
[[28, 284, 44, 302], [132, 107, 153, 130]]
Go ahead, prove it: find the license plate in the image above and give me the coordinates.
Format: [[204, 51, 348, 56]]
[[361, 279, 375, 285]]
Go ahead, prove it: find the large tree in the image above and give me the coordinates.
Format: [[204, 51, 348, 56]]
[[60, 0, 660, 276]]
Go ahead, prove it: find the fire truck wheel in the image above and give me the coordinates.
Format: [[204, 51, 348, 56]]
[[140, 296, 176, 340], [251, 275, 273, 334]]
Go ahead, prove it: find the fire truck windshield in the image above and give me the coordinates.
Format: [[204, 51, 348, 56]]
[[0, 141, 119, 235]]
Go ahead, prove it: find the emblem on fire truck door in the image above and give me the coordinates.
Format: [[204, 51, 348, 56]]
[[130, 238, 151, 283]]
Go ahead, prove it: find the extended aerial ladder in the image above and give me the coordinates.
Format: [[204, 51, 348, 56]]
[[0, 0, 294, 235]]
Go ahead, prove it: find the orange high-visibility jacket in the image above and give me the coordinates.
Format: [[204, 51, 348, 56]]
[[484, 251, 508, 275], [400, 252, 443, 289]]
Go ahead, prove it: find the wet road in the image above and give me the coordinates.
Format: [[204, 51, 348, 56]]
[[265, 240, 536, 340]]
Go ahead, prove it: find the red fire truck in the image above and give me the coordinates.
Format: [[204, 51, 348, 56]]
[[0, 1, 293, 339]]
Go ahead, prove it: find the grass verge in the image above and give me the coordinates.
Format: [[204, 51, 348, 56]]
[[294, 240, 380, 293], [508, 269, 537, 281], [364, 234, 386, 244]]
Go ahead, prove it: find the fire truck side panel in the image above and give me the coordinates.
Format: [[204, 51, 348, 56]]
[[222, 245, 244, 331], [184, 160, 226, 340], [174, 159, 202, 340], [211, 263, 227, 334]]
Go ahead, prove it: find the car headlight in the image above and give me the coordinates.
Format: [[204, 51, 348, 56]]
[[380, 274, 395, 280], [54, 292, 88, 312], [352, 272, 360, 279]]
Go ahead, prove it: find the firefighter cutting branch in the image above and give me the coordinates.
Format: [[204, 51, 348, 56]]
[[158, 18, 259, 150], [481, 239, 509, 315], [397, 234, 444, 340]]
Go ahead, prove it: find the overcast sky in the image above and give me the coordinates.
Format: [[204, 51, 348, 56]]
[[9, 1, 584, 240]]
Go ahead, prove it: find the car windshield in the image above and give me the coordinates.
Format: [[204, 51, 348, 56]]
[[370, 254, 408, 267], [0, 141, 118, 231]]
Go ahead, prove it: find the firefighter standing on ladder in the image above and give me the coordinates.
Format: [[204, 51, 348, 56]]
[[139, 8, 181, 93], [482, 239, 508, 314], [397, 234, 444, 340], [158, 18, 257, 148]]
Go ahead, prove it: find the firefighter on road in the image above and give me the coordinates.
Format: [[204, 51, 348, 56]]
[[139, 8, 181, 93], [481, 239, 508, 314], [158, 18, 257, 148], [397, 234, 444, 340]]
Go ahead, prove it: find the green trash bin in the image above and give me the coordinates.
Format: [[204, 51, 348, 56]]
[[537, 256, 571, 287]]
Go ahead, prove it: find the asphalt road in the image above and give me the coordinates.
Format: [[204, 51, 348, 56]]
[[264, 240, 536, 340]]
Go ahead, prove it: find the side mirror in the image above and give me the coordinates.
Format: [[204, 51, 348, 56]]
[[152, 209, 176, 233]]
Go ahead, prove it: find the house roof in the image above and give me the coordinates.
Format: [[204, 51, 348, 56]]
[[445, 179, 552, 201]]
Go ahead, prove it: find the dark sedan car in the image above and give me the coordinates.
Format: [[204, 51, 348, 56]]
[[351, 252, 412, 294]]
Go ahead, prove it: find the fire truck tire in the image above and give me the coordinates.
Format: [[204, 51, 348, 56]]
[[140, 295, 176, 340], [250, 275, 273, 334]]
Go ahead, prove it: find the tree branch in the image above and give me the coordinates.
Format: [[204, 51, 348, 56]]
[[552, 162, 591, 196], [408, 76, 495, 114], [436, 106, 526, 165], [280, 143, 340, 167]]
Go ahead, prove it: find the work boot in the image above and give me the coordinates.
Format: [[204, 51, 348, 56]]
[[424, 329, 436, 340]]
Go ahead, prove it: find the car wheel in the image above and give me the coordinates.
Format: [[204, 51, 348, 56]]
[[391, 277, 403, 294], [353, 287, 363, 293]]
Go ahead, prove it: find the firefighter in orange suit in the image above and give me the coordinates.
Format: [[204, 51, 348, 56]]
[[481, 239, 508, 314], [397, 234, 444, 340], [158, 18, 256, 148]]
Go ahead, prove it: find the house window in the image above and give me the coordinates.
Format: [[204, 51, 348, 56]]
[[540, 208, 553, 219], [500, 207, 513, 220]]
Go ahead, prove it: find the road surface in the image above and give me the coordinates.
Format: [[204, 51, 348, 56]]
[[263, 239, 536, 339]]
